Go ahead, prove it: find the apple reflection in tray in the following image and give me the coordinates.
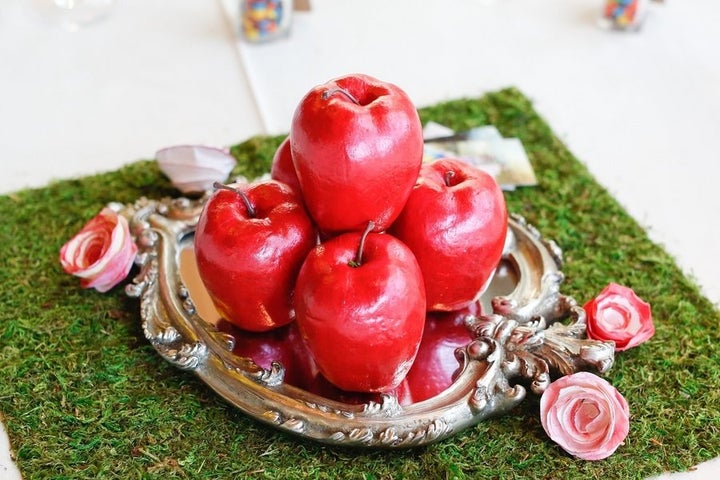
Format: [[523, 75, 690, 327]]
[[179, 246, 517, 406]]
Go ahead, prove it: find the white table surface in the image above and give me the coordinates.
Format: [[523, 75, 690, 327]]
[[1, 0, 718, 478]]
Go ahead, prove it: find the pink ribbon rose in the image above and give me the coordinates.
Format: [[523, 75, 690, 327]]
[[60, 207, 138, 293], [540, 371, 630, 461], [584, 283, 654, 351]]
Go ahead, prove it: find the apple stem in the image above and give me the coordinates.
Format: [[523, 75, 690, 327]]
[[444, 170, 456, 187], [322, 87, 360, 105], [213, 182, 256, 217], [349, 221, 375, 268]]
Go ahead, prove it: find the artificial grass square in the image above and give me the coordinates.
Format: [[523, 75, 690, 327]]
[[1, 88, 718, 479]]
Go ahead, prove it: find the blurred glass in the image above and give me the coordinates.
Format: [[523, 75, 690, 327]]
[[51, 0, 115, 31]]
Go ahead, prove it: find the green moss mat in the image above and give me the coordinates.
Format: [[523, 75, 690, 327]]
[[1, 88, 719, 479]]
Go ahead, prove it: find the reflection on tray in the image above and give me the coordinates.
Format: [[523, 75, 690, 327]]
[[179, 245, 518, 406]]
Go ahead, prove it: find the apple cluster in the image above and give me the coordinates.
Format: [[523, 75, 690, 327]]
[[195, 74, 508, 397]]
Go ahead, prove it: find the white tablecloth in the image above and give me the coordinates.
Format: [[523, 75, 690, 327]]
[[1, 1, 718, 478]]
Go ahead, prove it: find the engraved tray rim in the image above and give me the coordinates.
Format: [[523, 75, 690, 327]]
[[118, 195, 614, 448]]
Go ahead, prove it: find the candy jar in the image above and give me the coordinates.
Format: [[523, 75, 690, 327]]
[[241, 0, 293, 42], [600, 0, 649, 30]]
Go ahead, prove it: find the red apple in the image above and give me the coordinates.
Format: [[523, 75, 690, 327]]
[[390, 158, 507, 312], [218, 320, 317, 389], [294, 222, 426, 392], [290, 73, 423, 234], [308, 373, 414, 407], [194, 181, 317, 332], [270, 136, 302, 193], [405, 302, 480, 402]]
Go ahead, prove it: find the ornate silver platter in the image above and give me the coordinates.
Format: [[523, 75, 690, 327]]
[[119, 195, 614, 448]]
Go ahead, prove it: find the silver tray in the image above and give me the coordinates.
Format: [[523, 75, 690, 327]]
[[119, 195, 614, 448]]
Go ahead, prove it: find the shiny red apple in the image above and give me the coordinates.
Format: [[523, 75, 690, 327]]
[[391, 158, 507, 311], [218, 320, 317, 389], [270, 136, 302, 193], [405, 302, 480, 402], [194, 181, 317, 332], [290, 73, 423, 234], [294, 222, 426, 392], [308, 373, 414, 406]]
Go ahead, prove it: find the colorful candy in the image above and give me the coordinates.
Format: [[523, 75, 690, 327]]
[[603, 0, 648, 29], [241, 0, 291, 42]]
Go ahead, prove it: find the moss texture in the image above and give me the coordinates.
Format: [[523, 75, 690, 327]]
[[1, 88, 718, 479]]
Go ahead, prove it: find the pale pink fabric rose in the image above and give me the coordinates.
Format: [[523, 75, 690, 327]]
[[540, 371, 630, 461], [60, 207, 138, 293], [584, 283, 654, 351]]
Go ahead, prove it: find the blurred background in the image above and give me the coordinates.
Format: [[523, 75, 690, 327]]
[[1, 1, 718, 478]]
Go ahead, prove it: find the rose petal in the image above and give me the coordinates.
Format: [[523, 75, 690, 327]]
[[156, 145, 236, 194]]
